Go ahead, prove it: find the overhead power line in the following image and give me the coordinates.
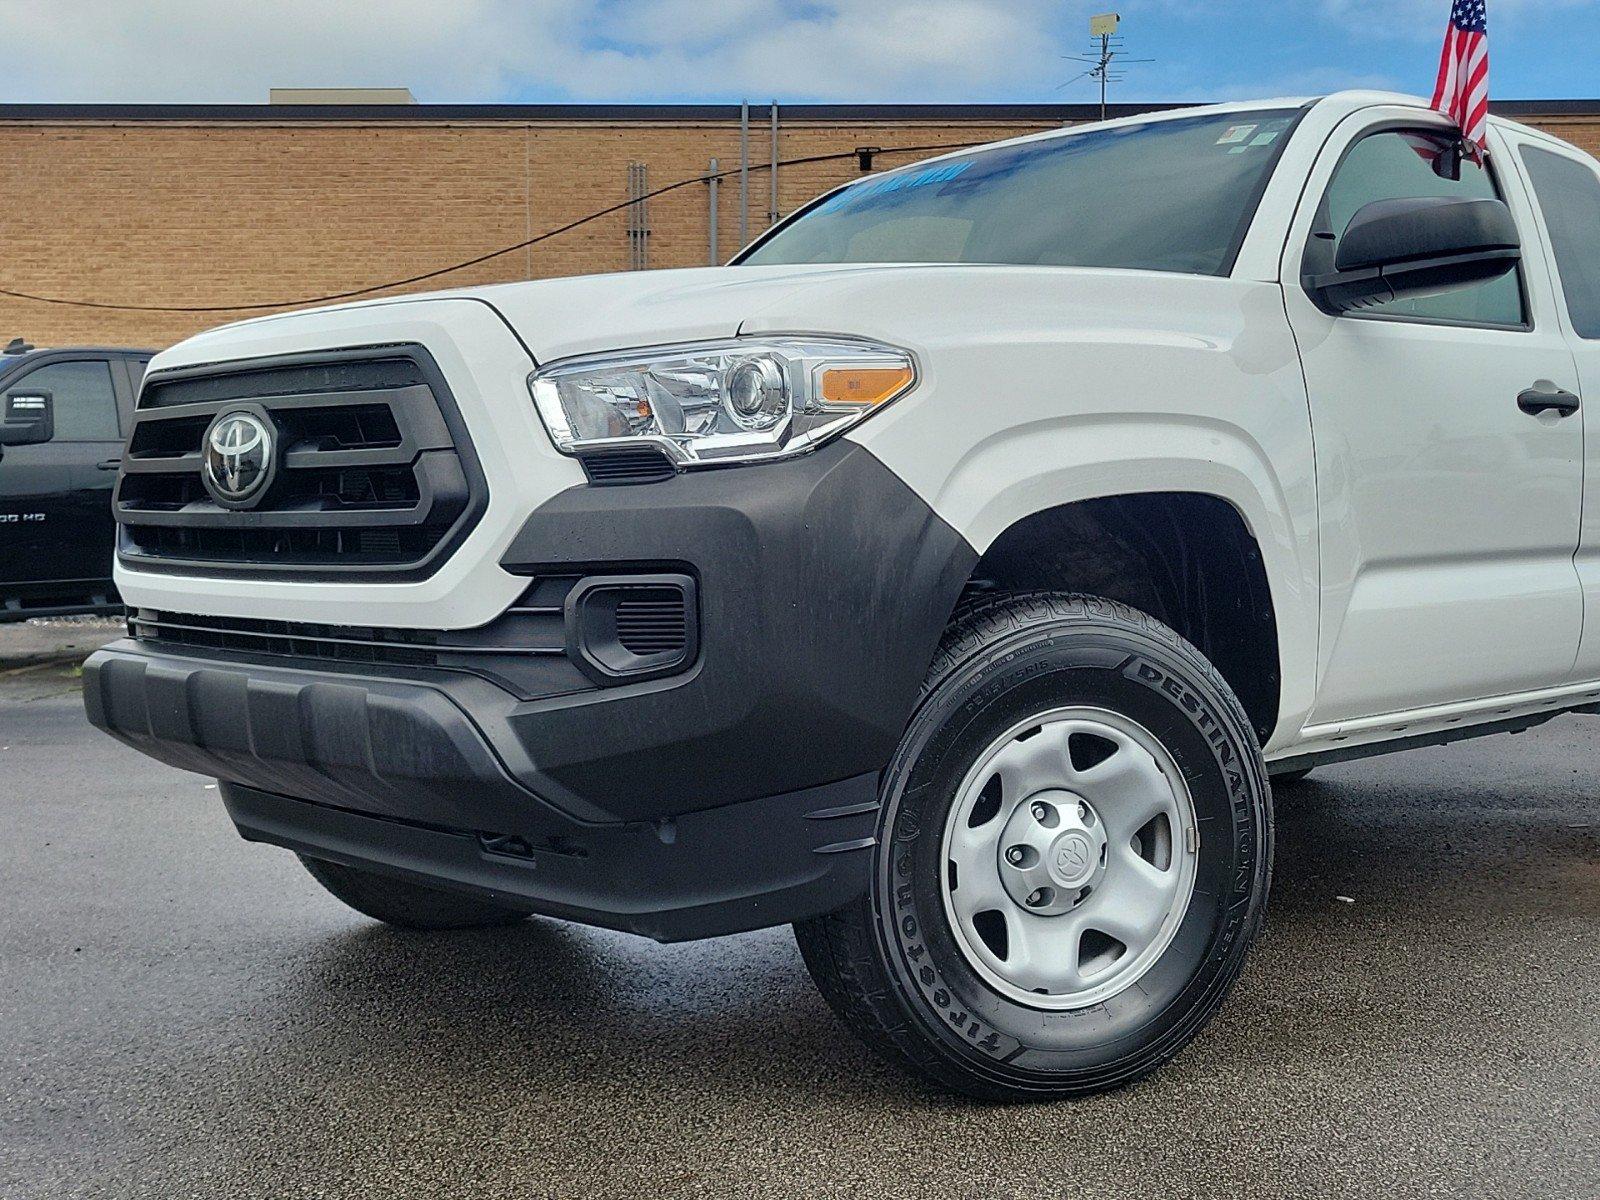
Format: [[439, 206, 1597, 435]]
[[0, 141, 988, 315]]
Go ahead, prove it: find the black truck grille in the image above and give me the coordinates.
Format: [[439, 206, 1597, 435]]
[[116, 346, 486, 580], [126, 577, 592, 700], [127, 572, 700, 696]]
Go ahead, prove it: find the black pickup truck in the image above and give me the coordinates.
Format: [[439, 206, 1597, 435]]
[[0, 339, 154, 620]]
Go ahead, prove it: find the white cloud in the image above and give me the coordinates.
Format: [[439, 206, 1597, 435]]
[[0, 0, 1576, 105], [0, 0, 1075, 103], [2, 0, 537, 102]]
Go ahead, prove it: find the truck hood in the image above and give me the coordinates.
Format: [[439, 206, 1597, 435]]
[[456, 264, 899, 362], [168, 265, 1273, 387], [175, 261, 1269, 376], [436, 262, 1258, 366]]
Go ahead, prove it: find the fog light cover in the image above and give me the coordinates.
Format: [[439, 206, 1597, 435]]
[[565, 574, 698, 684]]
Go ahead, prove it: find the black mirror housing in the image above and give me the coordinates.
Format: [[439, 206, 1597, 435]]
[[0, 388, 54, 445], [1306, 196, 1522, 315]]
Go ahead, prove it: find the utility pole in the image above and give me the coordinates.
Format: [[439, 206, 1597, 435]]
[[739, 101, 750, 248], [707, 157, 720, 265]]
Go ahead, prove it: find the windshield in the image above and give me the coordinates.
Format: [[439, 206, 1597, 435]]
[[740, 108, 1302, 277]]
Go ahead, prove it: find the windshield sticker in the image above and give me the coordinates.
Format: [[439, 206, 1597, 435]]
[[816, 160, 975, 213], [1216, 124, 1257, 145], [1248, 130, 1281, 147]]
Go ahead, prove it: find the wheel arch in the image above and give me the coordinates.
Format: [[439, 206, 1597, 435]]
[[959, 490, 1285, 744]]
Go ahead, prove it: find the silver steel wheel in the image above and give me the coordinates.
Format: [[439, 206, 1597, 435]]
[[940, 706, 1200, 1010]]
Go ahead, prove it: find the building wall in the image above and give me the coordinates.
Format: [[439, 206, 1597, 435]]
[[1, 107, 1597, 350]]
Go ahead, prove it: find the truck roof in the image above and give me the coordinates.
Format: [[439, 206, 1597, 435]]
[[0, 345, 159, 382], [2, 345, 157, 359]]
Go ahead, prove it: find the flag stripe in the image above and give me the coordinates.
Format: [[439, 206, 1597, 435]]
[[1433, 3, 1490, 149]]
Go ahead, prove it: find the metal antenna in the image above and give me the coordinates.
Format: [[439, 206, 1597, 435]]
[[1062, 13, 1153, 120]]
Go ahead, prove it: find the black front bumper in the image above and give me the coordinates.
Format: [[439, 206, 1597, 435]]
[[84, 440, 976, 941], [221, 778, 879, 943], [84, 643, 881, 940]]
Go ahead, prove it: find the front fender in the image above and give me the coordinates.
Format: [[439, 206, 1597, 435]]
[[773, 270, 1319, 751]]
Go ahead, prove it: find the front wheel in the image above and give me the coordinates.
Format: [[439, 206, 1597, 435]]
[[795, 593, 1273, 1100]]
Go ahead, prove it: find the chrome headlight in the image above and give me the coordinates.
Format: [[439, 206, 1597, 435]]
[[528, 336, 916, 466]]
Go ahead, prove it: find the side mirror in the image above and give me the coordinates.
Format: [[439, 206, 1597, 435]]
[[0, 389, 54, 445], [1306, 196, 1522, 314]]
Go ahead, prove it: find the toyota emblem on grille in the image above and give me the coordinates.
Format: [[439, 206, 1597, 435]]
[[202, 410, 277, 508]]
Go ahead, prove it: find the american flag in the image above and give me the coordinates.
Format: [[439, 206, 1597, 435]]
[[1430, 0, 1489, 150]]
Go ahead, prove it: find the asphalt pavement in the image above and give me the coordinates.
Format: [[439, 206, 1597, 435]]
[[2, 621, 1596, 1200]]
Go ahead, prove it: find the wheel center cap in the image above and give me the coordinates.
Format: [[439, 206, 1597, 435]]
[[1048, 830, 1096, 887], [995, 790, 1109, 916]]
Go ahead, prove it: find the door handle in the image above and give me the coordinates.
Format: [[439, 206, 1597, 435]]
[[1518, 386, 1581, 417], [96, 458, 122, 471]]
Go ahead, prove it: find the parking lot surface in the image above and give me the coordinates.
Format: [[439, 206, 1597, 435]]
[[2, 626, 1597, 1200]]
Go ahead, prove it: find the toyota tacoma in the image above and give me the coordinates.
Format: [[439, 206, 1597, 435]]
[[84, 92, 1600, 1099]]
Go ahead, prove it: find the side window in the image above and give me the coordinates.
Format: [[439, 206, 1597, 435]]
[[1312, 129, 1526, 327], [7, 360, 120, 441], [1519, 146, 1600, 339]]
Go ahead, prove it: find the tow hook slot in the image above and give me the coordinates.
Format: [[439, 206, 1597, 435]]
[[478, 832, 589, 861]]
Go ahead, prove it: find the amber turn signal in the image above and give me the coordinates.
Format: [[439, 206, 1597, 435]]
[[819, 365, 915, 406]]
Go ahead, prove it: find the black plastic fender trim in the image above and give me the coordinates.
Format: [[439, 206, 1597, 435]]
[[496, 438, 978, 822]]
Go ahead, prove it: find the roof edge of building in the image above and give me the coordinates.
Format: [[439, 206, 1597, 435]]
[[0, 98, 1591, 123]]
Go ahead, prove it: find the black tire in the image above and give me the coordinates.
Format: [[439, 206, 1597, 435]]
[[298, 856, 532, 931], [1272, 766, 1314, 785], [794, 593, 1273, 1100]]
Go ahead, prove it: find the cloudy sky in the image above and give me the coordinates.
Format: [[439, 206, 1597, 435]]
[[4, 0, 1597, 106]]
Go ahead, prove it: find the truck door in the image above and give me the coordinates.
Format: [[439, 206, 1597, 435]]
[[0, 355, 124, 599], [1509, 135, 1600, 681], [1280, 110, 1584, 726]]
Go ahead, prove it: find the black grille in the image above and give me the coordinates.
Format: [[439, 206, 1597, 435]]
[[127, 575, 594, 701], [615, 589, 690, 654], [579, 446, 677, 485], [139, 357, 427, 408], [116, 346, 486, 580], [130, 609, 453, 666], [128, 571, 697, 694]]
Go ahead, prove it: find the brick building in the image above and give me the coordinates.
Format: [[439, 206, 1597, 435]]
[[3, 99, 1598, 350]]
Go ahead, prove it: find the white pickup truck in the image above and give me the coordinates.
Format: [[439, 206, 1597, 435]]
[[84, 91, 1600, 1099]]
